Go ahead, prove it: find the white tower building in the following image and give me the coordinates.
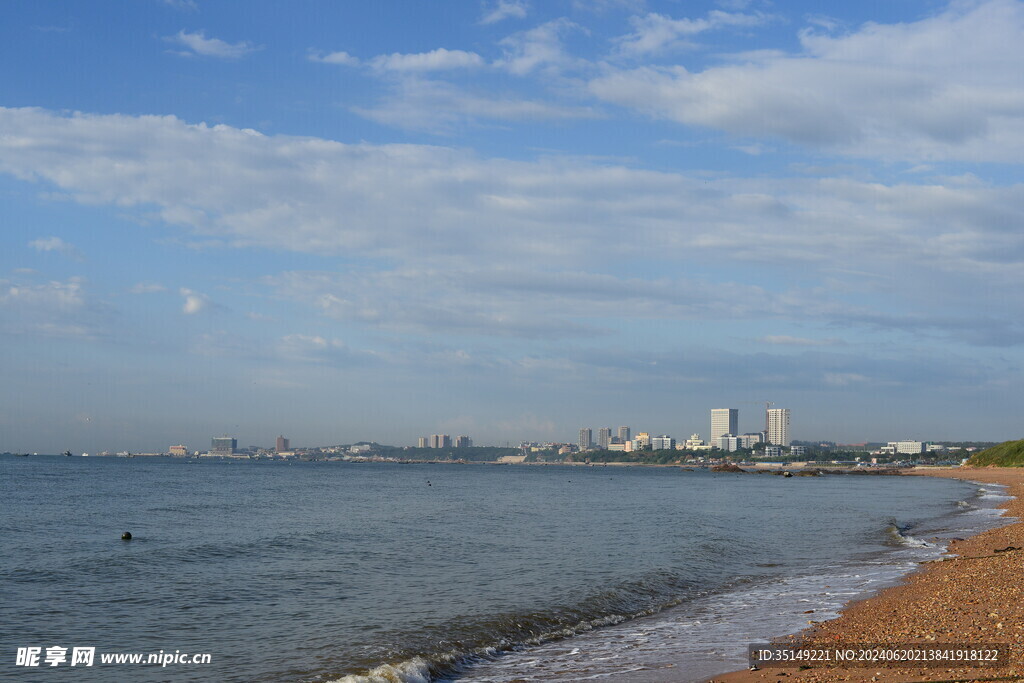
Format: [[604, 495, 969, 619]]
[[766, 408, 791, 447]]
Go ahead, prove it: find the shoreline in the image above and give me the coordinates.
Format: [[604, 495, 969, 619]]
[[710, 466, 1024, 683]]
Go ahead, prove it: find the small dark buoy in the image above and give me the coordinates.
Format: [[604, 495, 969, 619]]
[[121, 532, 132, 541]]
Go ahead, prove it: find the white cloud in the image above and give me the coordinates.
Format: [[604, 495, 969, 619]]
[[0, 274, 107, 339], [165, 30, 259, 59], [614, 10, 768, 56], [480, 0, 529, 25], [28, 236, 82, 259], [590, 0, 1024, 162], [352, 79, 599, 133], [130, 282, 167, 294], [823, 372, 869, 386], [162, 0, 199, 11], [308, 50, 360, 66], [498, 19, 581, 75], [3, 106, 1024, 345], [369, 48, 485, 72], [180, 287, 208, 314], [759, 335, 842, 346]]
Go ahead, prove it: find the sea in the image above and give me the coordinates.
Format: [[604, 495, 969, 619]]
[[0, 455, 1013, 682]]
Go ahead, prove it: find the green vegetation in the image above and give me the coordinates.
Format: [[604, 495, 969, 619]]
[[376, 446, 522, 462], [575, 449, 692, 465], [967, 439, 1024, 467]]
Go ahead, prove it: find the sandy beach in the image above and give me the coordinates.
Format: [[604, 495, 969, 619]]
[[711, 467, 1024, 683]]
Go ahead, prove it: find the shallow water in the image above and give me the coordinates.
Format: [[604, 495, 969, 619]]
[[0, 456, 1008, 682]]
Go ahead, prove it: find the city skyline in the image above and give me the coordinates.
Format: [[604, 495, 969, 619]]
[[3, 1, 1024, 453]]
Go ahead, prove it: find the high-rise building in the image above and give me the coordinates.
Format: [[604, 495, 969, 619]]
[[651, 435, 675, 450], [579, 428, 593, 450], [766, 408, 791, 446], [417, 437, 428, 448], [430, 434, 452, 448], [710, 409, 738, 444], [455, 435, 472, 448], [618, 426, 631, 442], [276, 435, 290, 452], [634, 432, 651, 449], [597, 427, 612, 449], [211, 436, 236, 455]]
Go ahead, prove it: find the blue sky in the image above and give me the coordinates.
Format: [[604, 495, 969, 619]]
[[2, 0, 1023, 452]]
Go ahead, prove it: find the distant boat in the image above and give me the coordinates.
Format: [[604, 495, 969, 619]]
[[63, 450, 72, 457], [81, 453, 90, 457], [15, 453, 29, 457]]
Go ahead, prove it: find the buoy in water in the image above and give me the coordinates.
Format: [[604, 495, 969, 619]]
[[121, 532, 132, 541]]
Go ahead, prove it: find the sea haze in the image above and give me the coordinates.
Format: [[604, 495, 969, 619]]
[[0, 456, 1009, 682]]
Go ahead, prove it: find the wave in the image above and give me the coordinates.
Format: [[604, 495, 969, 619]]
[[884, 519, 935, 548], [327, 570, 726, 683]]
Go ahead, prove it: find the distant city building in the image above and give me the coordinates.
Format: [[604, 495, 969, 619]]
[[276, 435, 290, 453], [169, 444, 188, 457], [890, 440, 924, 455], [607, 443, 626, 452], [651, 435, 675, 450], [417, 437, 428, 448], [430, 434, 452, 448], [598, 427, 612, 449], [455, 435, 472, 448], [211, 436, 236, 455], [710, 409, 738, 444], [634, 432, 651, 449], [789, 445, 807, 457], [738, 433, 764, 449], [765, 445, 784, 458], [718, 435, 740, 452], [579, 428, 593, 450], [618, 426, 631, 443], [766, 408, 791, 447], [684, 434, 706, 449]]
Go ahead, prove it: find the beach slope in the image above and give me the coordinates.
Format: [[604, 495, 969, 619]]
[[712, 467, 1024, 683]]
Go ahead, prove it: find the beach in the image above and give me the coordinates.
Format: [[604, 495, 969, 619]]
[[712, 467, 1024, 683]]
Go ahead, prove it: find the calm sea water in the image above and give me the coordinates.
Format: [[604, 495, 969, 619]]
[[0, 456, 1010, 682]]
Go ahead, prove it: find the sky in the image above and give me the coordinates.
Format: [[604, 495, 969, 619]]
[[2, 0, 1023, 453]]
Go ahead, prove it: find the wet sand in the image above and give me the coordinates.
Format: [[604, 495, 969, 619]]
[[710, 467, 1024, 683]]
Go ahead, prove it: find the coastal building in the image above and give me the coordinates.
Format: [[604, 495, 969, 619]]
[[684, 434, 705, 449], [579, 428, 592, 450], [608, 443, 626, 452], [211, 436, 236, 455], [169, 444, 188, 457], [890, 440, 924, 454], [618, 426, 631, 443], [790, 445, 807, 457], [598, 427, 612, 449], [718, 435, 740, 452], [651, 435, 675, 450], [430, 434, 452, 448], [765, 445, 783, 458], [738, 433, 764, 449], [276, 435, 290, 453], [455, 435, 472, 448], [417, 437, 428, 448], [710, 409, 738, 444], [766, 408, 791, 447], [634, 432, 651, 449]]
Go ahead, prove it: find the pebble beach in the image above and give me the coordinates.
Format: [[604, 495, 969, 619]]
[[712, 467, 1024, 683]]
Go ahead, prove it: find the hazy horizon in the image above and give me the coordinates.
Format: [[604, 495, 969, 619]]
[[3, 1, 1024, 453]]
